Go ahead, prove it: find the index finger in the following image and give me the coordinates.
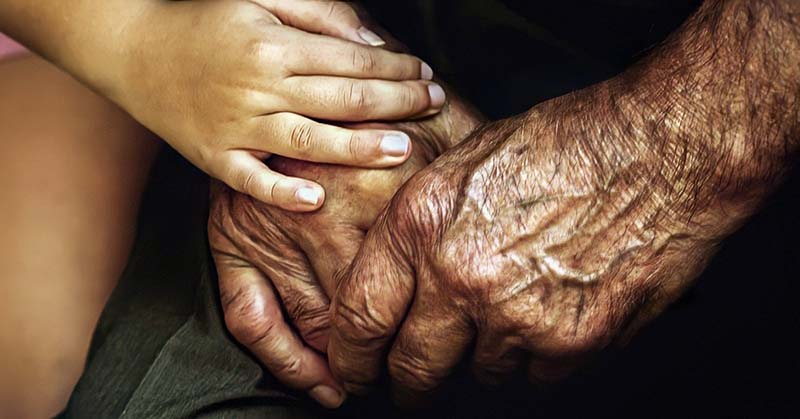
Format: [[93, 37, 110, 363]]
[[285, 28, 433, 81], [327, 216, 416, 394]]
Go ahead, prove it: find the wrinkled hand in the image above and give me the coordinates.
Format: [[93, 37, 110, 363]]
[[328, 83, 757, 404], [208, 93, 483, 407], [119, 0, 443, 211]]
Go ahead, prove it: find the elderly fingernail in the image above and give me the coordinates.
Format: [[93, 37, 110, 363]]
[[428, 84, 446, 108], [295, 187, 321, 206], [357, 27, 385, 47], [421, 62, 434, 80], [380, 133, 410, 157], [310, 385, 345, 409]]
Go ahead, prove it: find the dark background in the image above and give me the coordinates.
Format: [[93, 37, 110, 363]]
[[336, 1, 799, 417]]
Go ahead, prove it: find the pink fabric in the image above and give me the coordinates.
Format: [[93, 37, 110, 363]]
[[0, 33, 26, 59]]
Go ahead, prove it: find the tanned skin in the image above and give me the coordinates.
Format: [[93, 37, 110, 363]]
[[328, 0, 800, 404], [209, 0, 797, 409]]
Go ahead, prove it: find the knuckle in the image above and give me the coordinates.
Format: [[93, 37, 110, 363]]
[[299, 322, 329, 349], [342, 83, 371, 117], [549, 313, 615, 357], [570, 324, 612, 355], [276, 356, 304, 378], [388, 352, 442, 392], [390, 172, 449, 236], [239, 167, 260, 196], [332, 300, 393, 345], [399, 85, 424, 113], [405, 55, 423, 78], [289, 123, 316, 157], [346, 132, 371, 161], [288, 296, 331, 344], [222, 287, 278, 346], [246, 39, 281, 64], [351, 47, 377, 74]]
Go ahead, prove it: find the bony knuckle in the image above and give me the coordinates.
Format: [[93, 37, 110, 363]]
[[289, 297, 330, 344], [552, 316, 614, 357], [388, 353, 441, 392], [222, 288, 278, 346], [332, 300, 393, 345], [391, 174, 445, 235]]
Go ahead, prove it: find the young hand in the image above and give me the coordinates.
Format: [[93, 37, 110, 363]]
[[116, 0, 444, 211]]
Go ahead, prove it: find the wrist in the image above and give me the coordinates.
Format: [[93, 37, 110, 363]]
[[84, 0, 164, 104], [605, 0, 800, 237]]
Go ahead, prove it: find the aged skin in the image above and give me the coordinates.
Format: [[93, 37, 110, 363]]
[[211, 0, 799, 410], [209, 91, 483, 407], [328, 0, 800, 405]]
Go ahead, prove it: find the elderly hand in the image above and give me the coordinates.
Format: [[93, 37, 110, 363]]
[[328, 0, 800, 404], [208, 91, 483, 407], [116, 0, 443, 211], [327, 84, 784, 404]]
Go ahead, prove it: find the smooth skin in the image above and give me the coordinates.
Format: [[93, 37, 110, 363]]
[[0, 0, 445, 211], [0, 53, 160, 418]]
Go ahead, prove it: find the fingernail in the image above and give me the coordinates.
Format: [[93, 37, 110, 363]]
[[380, 133, 410, 157], [421, 61, 434, 80], [295, 187, 321, 206], [357, 26, 385, 47], [310, 385, 345, 409], [428, 84, 446, 108]]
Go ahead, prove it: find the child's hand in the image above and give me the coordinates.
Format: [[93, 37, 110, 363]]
[[116, 0, 444, 211]]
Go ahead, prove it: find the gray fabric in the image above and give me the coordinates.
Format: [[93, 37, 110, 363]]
[[63, 2, 710, 417], [64, 151, 319, 419]]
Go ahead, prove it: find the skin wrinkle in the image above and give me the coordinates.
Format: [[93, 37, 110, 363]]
[[321, 0, 800, 400], [204, 0, 800, 404]]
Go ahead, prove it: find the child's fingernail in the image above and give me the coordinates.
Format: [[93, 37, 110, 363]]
[[296, 187, 321, 206], [428, 83, 446, 108], [357, 26, 386, 47], [380, 133, 410, 157], [310, 385, 345, 409], [421, 61, 434, 80]]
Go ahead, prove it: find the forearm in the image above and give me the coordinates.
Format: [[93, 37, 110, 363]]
[[0, 0, 155, 94], [546, 0, 800, 238], [623, 0, 799, 208]]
